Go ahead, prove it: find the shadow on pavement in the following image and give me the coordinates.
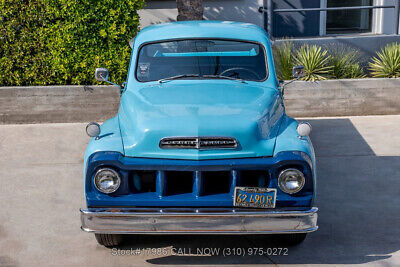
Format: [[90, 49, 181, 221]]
[[115, 118, 400, 265]]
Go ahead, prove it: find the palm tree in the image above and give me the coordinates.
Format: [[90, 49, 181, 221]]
[[176, 0, 203, 21]]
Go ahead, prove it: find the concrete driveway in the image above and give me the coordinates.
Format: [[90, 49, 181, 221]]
[[0, 115, 399, 266]]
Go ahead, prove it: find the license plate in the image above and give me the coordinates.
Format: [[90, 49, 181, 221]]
[[234, 187, 277, 208]]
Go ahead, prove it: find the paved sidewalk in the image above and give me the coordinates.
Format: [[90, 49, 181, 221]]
[[0, 115, 400, 266]]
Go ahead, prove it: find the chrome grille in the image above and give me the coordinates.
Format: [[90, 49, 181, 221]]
[[159, 137, 238, 149]]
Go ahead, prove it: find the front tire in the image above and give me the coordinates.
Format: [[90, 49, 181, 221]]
[[274, 233, 307, 246], [95, 234, 124, 247]]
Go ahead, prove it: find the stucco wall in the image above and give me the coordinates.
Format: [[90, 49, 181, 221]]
[[1, 78, 399, 124], [138, 1, 399, 59], [139, 0, 399, 36], [138, 0, 264, 28], [374, 0, 399, 34]]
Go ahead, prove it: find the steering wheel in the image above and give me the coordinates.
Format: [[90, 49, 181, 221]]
[[219, 67, 261, 80]]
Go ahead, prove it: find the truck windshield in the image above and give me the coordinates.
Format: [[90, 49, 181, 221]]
[[135, 39, 267, 82]]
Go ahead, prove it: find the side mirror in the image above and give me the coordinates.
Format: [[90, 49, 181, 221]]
[[281, 65, 305, 90], [292, 65, 305, 79], [94, 67, 123, 94], [95, 68, 109, 82]]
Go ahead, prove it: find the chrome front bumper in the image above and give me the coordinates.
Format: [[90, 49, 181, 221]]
[[80, 207, 318, 234]]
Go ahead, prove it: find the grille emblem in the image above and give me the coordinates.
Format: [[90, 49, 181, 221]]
[[160, 137, 238, 149]]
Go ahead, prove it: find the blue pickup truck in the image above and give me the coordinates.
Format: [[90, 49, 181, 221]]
[[80, 21, 318, 247]]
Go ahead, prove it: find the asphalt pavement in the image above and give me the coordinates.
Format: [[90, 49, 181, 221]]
[[0, 115, 400, 266]]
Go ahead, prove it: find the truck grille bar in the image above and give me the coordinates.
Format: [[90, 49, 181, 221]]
[[159, 137, 238, 149]]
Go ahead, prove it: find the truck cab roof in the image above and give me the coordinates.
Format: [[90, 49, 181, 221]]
[[134, 21, 271, 46]]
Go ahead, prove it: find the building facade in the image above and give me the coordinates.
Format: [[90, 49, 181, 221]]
[[139, 0, 400, 57]]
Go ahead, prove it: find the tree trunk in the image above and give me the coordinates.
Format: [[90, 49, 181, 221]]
[[176, 0, 203, 21]]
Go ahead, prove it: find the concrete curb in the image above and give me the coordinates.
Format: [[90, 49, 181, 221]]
[[0, 85, 120, 124], [284, 78, 400, 117], [0, 78, 399, 124]]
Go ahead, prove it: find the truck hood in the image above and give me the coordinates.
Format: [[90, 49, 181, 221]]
[[118, 80, 284, 160]]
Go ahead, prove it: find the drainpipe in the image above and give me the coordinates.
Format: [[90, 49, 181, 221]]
[[267, 0, 273, 37], [395, 0, 400, 34]]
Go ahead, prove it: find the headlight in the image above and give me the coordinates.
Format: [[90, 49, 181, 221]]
[[278, 168, 305, 194], [93, 168, 121, 194]]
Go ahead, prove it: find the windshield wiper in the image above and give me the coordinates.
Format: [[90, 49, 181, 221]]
[[158, 74, 200, 83], [203, 74, 245, 83]]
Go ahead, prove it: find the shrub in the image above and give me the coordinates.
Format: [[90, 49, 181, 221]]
[[369, 43, 400, 78], [273, 43, 368, 81], [0, 0, 53, 86], [295, 45, 332, 81], [0, 0, 145, 86], [328, 46, 365, 79], [273, 41, 295, 80]]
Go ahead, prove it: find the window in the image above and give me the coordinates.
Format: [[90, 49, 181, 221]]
[[135, 39, 268, 82], [326, 0, 373, 34]]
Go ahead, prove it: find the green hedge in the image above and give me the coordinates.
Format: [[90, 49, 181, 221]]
[[0, 0, 145, 86]]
